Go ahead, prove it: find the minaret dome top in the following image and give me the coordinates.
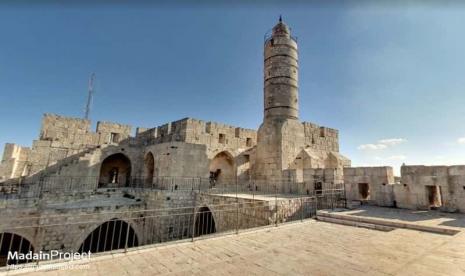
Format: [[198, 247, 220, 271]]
[[272, 16, 290, 37]]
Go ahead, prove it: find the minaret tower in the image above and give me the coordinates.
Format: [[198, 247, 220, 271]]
[[264, 16, 299, 120], [255, 17, 305, 188]]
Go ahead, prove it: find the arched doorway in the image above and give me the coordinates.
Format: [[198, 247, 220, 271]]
[[99, 153, 131, 188], [0, 232, 34, 266], [209, 151, 235, 187], [78, 219, 138, 253], [144, 152, 154, 185], [194, 207, 216, 237]]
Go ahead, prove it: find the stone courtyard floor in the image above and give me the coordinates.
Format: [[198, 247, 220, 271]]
[[337, 205, 465, 230], [9, 210, 465, 276]]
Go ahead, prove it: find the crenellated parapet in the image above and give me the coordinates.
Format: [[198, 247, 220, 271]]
[[135, 118, 257, 152], [302, 122, 339, 152]]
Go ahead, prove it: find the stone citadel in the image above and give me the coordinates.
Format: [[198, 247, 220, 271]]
[[0, 18, 465, 268]]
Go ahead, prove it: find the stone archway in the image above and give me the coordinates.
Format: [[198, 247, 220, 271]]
[[144, 152, 155, 185], [99, 153, 131, 188], [78, 219, 139, 253], [0, 232, 34, 266], [209, 151, 235, 187], [194, 207, 216, 237]]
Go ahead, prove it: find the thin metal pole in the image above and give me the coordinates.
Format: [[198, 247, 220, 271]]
[[275, 179, 278, 227], [124, 216, 130, 252], [103, 221, 110, 251], [35, 225, 43, 266], [88, 227, 95, 253], [191, 193, 197, 241], [7, 234, 14, 265], [300, 195, 304, 222], [110, 220, 116, 251], [252, 181, 255, 201]]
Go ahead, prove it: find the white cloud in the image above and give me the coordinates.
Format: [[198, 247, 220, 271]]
[[358, 138, 407, 151], [378, 138, 407, 146], [357, 144, 387, 150], [457, 137, 465, 144]]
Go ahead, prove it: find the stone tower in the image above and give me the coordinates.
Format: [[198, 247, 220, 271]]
[[254, 18, 305, 188], [263, 16, 299, 120]]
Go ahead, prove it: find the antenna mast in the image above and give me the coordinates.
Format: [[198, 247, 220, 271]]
[[84, 73, 95, 120]]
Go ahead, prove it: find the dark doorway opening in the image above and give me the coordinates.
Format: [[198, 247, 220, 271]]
[[314, 182, 323, 195], [358, 183, 370, 200], [194, 207, 216, 237], [209, 151, 235, 187], [99, 153, 131, 188], [144, 152, 154, 185], [426, 185, 442, 209], [79, 219, 138, 253], [0, 233, 34, 266]]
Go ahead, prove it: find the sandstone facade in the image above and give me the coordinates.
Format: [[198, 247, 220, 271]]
[[1, 19, 348, 193], [0, 18, 462, 268]]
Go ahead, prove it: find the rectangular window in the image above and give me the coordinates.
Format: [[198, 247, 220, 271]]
[[246, 138, 252, 147], [109, 132, 120, 143], [219, 133, 226, 144]]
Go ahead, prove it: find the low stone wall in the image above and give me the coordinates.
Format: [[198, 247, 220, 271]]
[[344, 166, 395, 207], [397, 165, 465, 212]]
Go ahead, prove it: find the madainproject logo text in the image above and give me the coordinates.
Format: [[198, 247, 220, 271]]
[[7, 250, 91, 262]]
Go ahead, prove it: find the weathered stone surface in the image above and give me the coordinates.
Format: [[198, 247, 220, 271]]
[[16, 216, 465, 276]]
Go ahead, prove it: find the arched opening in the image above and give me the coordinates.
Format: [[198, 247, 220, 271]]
[[79, 219, 138, 253], [99, 153, 131, 188], [0, 232, 34, 266], [194, 207, 216, 237], [144, 152, 154, 185], [209, 151, 235, 187]]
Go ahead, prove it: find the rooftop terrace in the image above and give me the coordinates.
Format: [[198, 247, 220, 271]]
[[8, 206, 465, 276]]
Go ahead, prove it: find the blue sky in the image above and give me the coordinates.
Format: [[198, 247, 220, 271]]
[[1, 2, 465, 175]]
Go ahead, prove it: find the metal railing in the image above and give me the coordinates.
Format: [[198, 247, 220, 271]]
[[1, 175, 345, 199], [0, 187, 345, 269]]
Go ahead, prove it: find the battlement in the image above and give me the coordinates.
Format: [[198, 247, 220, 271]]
[[302, 121, 339, 152], [135, 117, 257, 149], [19, 113, 133, 175], [0, 143, 30, 180], [40, 113, 91, 141], [40, 113, 132, 146]]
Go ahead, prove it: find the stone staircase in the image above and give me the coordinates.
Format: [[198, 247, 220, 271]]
[[316, 210, 460, 235], [38, 145, 103, 178]]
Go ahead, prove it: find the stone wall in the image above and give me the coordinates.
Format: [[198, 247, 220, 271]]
[[1, 111, 346, 198], [21, 114, 133, 178], [302, 122, 339, 152], [145, 142, 209, 179], [136, 118, 257, 155], [344, 167, 395, 207], [197, 193, 316, 232], [342, 165, 465, 213], [1, 189, 303, 256], [96, 121, 132, 144], [0, 189, 198, 253], [396, 165, 465, 212], [255, 118, 305, 184], [0, 143, 30, 181], [198, 194, 272, 232]]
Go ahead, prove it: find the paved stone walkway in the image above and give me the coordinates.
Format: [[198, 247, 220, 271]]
[[338, 205, 465, 230], [10, 219, 465, 276]]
